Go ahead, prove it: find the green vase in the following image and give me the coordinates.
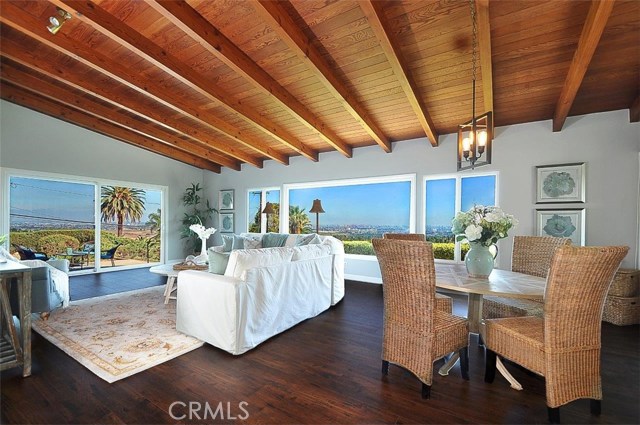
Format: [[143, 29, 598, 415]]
[[465, 242, 495, 278]]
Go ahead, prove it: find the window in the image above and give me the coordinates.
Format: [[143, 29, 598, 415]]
[[284, 174, 415, 256], [6, 172, 165, 272], [247, 188, 280, 233], [424, 173, 497, 261]]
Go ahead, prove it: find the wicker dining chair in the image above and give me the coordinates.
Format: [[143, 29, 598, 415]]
[[383, 233, 453, 313], [482, 236, 571, 320], [483, 245, 629, 423], [372, 238, 469, 399]]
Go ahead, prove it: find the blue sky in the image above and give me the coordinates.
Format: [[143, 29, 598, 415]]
[[289, 181, 411, 226], [9, 177, 161, 226], [426, 175, 496, 227]]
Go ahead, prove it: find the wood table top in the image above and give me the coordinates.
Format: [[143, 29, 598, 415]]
[[435, 263, 546, 299]]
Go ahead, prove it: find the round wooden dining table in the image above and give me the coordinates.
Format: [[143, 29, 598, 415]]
[[434, 263, 547, 390]]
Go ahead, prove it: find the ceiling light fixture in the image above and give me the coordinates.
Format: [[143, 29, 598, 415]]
[[457, 0, 493, 172], [47, 7, 72, 35]]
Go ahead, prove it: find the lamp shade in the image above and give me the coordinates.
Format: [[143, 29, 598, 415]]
[[309, 199, 325, 214], [262, 202, 275, 214]]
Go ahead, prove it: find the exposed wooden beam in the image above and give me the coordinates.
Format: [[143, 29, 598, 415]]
[[359, 0, 439, 147], [56, 0, 319, 161], [0, 63, 242, 171], [0, 1, 272, 168], [0, 83, 221, 173], [148, 0, 352, 158], [476, 0, 494, 115], [553, 0, 615, 132], [630, 94, 640, 123], [252, 0, 391, 153]]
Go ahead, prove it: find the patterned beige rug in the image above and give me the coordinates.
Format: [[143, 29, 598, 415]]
[[32, 286, 203, 383]]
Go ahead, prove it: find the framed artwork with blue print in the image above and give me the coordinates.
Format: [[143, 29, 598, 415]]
[[219, 212, 235, 233], [219, 189, 235, 211], [536, 208, 585, 246], [536, 163, 585, 203]]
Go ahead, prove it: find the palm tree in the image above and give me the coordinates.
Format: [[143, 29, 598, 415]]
[[289, 205, 312, 234], [146, 208, 161, 238], [101, 186, 146, 237]]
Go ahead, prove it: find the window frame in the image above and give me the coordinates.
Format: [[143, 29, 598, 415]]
[[246, 186, 280, 233], [283, 173, 416, 259], [1, 167, 167, 274], [422, 171, 499, 263]]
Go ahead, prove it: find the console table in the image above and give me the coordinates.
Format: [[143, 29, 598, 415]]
[[0, 261, 32, 377]]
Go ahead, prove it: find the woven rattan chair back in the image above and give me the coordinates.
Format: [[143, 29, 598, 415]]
[[511, 236, 571, 278], [383, 233, 426, 241], [373, 238, 436, 334], [543, 245, 629, 350]]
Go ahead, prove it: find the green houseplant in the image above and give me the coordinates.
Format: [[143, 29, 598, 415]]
[[181, 183, 217, 252]]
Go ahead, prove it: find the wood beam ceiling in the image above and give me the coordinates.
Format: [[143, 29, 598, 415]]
[[476, 0, 494, 115], [252, 0, 392, 153], [147, 0, 352, 158], [630, 94, 640, 123], [55, 0, 319, 161], [359, 0, 439, 147], [0, 83, 221, 173], [553, 0, 615, 132], [0, 1, 273, 168]]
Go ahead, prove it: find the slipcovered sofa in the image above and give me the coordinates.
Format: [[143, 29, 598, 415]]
[[176, 233, 344, 355]]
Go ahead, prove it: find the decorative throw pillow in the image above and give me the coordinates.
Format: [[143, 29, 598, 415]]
[[243, 236, 262, 250], [262, 233, 289, 248], [232, 234, 245, 250], [307, 234, 322, 245], [294, 234, 316, 246], [221, 235, 234, 252], [207, 248, 230, 274]]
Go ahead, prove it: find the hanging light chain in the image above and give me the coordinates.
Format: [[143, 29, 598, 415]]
[[470, 0, 478, 85]]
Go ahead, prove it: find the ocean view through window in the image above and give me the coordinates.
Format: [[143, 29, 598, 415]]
[[285, 175, 415, 255], [8, 175, 164, 271]]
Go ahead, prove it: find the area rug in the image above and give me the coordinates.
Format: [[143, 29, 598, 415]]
[[32, 286, 204, 383]]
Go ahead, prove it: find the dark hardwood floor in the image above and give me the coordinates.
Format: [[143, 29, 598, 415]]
[[2, 270, 639, 424]]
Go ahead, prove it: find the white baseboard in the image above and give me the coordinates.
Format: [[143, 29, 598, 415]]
[[344, 273, 382, 284]]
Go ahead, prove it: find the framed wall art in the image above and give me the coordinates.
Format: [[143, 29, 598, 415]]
[[219, 212, 235, 233], [536, 162, 585, 203], [219, 189, 235, 211], [536, 208, 585, 246]]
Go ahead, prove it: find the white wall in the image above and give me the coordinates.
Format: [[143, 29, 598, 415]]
[[205, 109, 640, 281], [0, 100, 205, 261]]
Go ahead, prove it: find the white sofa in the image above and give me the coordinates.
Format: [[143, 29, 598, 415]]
[[176, 234, 344, 355]]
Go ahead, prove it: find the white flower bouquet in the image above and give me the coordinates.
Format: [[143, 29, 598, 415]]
[[189, 224, 216, 240], [451, 205, 518, 247]]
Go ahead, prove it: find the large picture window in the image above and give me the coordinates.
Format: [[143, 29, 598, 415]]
[[5, 172, 165, 273], [424, 173, 497, 261], [284, 174, 415, 256]]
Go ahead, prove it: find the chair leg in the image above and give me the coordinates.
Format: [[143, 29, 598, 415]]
[[421, 382, 431, 399], [459, 346, 469, 380], [381, 360, 389, 375], [484, 348, 497, 383], [590, 399, 601, 416], [548, 407, 560, 423]]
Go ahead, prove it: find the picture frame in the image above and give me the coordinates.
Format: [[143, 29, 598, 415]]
[[536, 208, 585, 246], [536, 162, 585, 204], [219, 212, 235, 233], [219, 189, 234, 211]]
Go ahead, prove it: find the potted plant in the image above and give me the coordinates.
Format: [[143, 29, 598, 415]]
[[181, 183, 217, 253]]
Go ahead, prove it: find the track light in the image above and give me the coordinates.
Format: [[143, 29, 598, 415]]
[[47, 7, 72, 35]]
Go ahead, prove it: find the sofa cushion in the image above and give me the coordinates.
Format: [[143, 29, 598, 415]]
[[207, 249, 230, 274], [224, 246, 294, 280], [262, 233, 289, 248], [291, 244, 332, 261], [243, 235, 262, 250], [294, 234, 317, 246]]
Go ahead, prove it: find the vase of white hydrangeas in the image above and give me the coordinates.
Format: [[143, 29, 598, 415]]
[[189, 224, 217, 264], [451, 205, 518, 278]]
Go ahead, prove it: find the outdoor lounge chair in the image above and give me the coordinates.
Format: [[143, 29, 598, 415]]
[[101, 244, 121, 267], [12, 244, 49, 261]]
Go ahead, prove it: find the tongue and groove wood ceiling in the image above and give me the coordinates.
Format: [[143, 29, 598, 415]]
[[1, 0, 638, 173]]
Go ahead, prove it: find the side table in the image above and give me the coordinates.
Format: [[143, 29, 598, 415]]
[[149, 262, 181, 304], [0, 261, 32, 377]]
